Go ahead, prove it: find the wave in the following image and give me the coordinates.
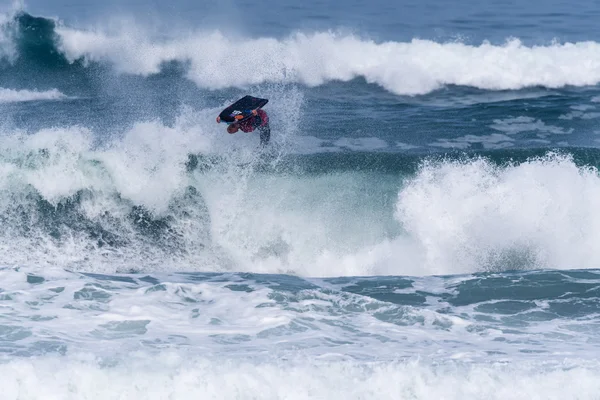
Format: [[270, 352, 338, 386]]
[[0, 121, 214, 272], [55, 27, 600, 95], [4, 12, 600, 95], [0, 106, 599, 276], [396, 152, 600, 275], [0, 12, 70, 66]]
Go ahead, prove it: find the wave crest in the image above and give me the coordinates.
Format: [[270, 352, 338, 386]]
[[3, 12, 600, 95], [55, 26, 600, 95]]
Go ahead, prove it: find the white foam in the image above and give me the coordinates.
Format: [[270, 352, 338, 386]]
[[0, 88, 67, 103], [1, 353, 599, 400], [0, 265, 598, 396], [53, 22, 600, 95], [559, 105, 600, 120], [490, 116, 572, 135], [570, 105, 595, 111], [429, 133, 514, 149], [395, 153, 600, 275], [0, 3, 21, 62]]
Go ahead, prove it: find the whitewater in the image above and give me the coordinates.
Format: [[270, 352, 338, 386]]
[[1, 0, 600, 398]]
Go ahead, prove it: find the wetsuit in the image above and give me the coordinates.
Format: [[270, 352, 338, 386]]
[[237, 109, 270, 146]]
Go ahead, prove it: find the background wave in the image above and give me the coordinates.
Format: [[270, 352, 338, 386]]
[[3, 12, 600, 95]]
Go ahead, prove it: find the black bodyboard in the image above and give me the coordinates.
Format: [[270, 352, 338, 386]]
[[218, 95, 269, 124]]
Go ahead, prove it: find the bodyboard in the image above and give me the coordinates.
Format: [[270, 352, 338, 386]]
[[218, 95, 269, 124]]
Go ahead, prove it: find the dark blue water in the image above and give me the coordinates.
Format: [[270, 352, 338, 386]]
[[20, 0, 600, 43]]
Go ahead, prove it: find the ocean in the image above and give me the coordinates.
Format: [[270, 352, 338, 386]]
[[1, 0, 600, 398]]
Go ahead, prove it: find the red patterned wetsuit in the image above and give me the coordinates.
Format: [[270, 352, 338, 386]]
[[237, 109, 270, 146]]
